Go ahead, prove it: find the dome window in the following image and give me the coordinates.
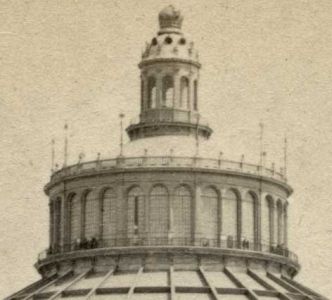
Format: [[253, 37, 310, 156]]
[[179, 38, 186, 45], [165, 36, 173, 44], [152, 37, 158, 46]]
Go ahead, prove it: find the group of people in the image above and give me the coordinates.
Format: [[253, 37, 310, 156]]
[[47, 245, 61, 255], [47, 237, 100, 254], [73, 237, 99, 250], [271, 244, 289, 256], [225, 236, 251, 249], [241, 239, 251, 249]]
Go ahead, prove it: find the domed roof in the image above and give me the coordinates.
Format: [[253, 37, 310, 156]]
[[7, 266, 326, 300], [141, 31, 199, 62], [159, 5, 183, 30], [140, 5, 199, 66], [140, 6, 199, 63]]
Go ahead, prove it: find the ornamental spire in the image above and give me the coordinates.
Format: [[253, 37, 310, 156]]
[[126, 7, 212, 141]]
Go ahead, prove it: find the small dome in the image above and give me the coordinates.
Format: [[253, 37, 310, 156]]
[[141, 33, 200, 63], [159, 5, 183, 30]]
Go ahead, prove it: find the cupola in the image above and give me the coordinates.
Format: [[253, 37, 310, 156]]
[[126, 6, 212, 141]]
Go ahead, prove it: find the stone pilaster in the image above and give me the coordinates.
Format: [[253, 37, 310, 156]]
[[255, 195, 261, 250], [237, 195, 242, 248], [284, 203, 288, 248], [49, 201, 54, 249], [193, 185, 202, 244], [218, 193, 223, 247], [156, 73, 162, 108], [173, 70, 180, 109], [270, 200, 276, 246]]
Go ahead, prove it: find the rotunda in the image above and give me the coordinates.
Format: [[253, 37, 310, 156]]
[[6, 5, 328, 300]]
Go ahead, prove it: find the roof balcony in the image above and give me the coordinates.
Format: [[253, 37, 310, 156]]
[[46, 156, 287, 191]]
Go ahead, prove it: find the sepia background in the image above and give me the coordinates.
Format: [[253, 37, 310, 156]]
[[0, 0, 331, 298]]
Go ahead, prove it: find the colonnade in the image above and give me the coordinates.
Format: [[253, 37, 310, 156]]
[[141, 73, 198, 112]]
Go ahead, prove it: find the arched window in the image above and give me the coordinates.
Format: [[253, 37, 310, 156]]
[[147, 77, 157, 109], [180, 76, 189, 109], [201, 187, 219, 243], [223, 189, 238, 241], [193, 80, 198, 110], [162, 75, 174, 107], [277, 200, 284, 245], [149, 185, 169, 240], [83, 191, 99, 239], [127, 186, 144, 237], [262, 196, 273, 246], [242, 192, 256, 243], [101, 188, 117, 245], [69, 193, 80, 244], [172, 186, 192, 243], [54, 198, 62, 247]]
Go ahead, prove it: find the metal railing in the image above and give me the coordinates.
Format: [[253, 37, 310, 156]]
[[129, 109, 210, 127], [39, 237, 298, 264], [50, 156, 286, 183]]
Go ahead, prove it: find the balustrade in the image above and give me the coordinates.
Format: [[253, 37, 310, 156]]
[[51, 156, 286, 183]]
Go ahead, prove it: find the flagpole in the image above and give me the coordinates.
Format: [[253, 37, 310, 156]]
[[259, 122, 264, 171], [51, 139, 55, 173], [63, 123, 68, 167], [284, 135, 288, 180], [119, 113, 125, 157]]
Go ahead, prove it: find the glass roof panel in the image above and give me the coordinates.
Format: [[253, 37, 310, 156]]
[[137, 272, 168, 286], [100, 272, 137, 288], [204, 271, 237, 288], [173, 271, 205, 287]]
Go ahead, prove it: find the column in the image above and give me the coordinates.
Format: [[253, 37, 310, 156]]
[[156, 73, 162, 108], [187, 76, 192, 111], [54, 199, 62, 251], [284, 203, 288, 248], [142, 77, 148, 112], [193, 185, 202, 245], [173, 71, 181, 109], [270, 200, 276, 246], [98, 191, 103, 242], [116, 185, 126, 244], [64, 194, 72, 250], [80, 192, 86, 240], [255, 195, 261, 250], [218, 193, 223, 247], [237, 195, 242, 248], [143, 185, 149, 243], [277, 201, 283, 245], [53, 200, 58, 250], [49, 201, 54, 249], [193, 78, 198, 111], [61, 194, 69, 251]]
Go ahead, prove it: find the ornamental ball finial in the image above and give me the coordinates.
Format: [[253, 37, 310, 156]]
[[159, 5, 183, 30]]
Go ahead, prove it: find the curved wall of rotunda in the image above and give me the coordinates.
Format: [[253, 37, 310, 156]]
[[47, 169, 290, 257]]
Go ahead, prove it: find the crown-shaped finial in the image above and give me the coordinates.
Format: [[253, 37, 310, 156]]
[[159, 5, 183, 30]]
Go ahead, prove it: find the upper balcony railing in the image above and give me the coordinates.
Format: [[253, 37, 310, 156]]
[[129, 108, 210, 127], [38, 237, 298, 265], [50, 156, 286, 183]]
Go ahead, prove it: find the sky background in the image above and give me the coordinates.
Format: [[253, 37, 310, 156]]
[[0, 0, 331, 298]]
